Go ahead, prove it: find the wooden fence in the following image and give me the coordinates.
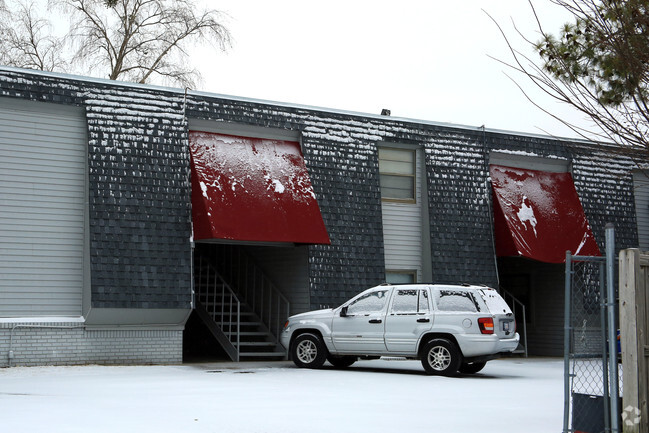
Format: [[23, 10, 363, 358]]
[[619, 249, 648, 433]]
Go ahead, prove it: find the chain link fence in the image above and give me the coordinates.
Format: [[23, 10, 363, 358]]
[[564, 255, 622, 433]]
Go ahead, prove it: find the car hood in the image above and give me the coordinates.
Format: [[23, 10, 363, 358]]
[[289, 308, 335, 321]]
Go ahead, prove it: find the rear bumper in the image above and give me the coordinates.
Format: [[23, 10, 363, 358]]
[[457, 333, 520, 358]]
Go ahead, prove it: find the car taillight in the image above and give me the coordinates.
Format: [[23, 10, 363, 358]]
[[283, 320, 290, 329], [478, 317, 494, 334]]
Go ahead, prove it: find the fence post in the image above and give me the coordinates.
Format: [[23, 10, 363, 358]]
[[564, 250, 573, 433], [619, 248, 648, 433], [606, 224, 620, 433]]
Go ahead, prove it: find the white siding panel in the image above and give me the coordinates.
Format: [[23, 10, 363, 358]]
[[0, 98, 87, 317], [634, 172, 649, 250], [382, 149, 423, 281]]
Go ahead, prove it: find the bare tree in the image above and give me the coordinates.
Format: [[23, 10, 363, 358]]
[[0, 1, 67, 71], [488, 0, 649, 164], [0, 0, 231, 87], [62, 0, 231, 87]]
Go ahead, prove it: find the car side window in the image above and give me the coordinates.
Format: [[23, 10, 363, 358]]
[[347, 290, 389, 315], [434, 289, 481, 312], [391, 289, 430, 314]]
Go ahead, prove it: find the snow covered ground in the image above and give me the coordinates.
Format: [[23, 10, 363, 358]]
[[0, 357, 563, 433]]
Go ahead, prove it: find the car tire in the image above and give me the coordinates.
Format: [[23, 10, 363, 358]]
[[327, 355, 357, 368], [291, 333, 328, 369], [421, 338, 462, 376], [459, 361, 487, 374]]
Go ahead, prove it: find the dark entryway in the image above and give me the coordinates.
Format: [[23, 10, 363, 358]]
[[182, 242, 310, 362], [498, 257, 565, 356], [183, 310, 229, 362]]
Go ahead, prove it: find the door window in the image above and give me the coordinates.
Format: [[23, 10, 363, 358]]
[[347, 290, 389, 315], [391, 289, 430, 315], [434, 289, 481, 312]]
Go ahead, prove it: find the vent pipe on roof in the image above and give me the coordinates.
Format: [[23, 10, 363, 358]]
[[380, 109, 391, 116]]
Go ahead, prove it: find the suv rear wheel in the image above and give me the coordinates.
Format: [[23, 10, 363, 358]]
[[291, 333, 327, 369], [421, 338, 462, 376]]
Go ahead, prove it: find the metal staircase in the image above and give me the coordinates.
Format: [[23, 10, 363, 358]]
[[500, 288, 528, 357], [193, 247, 289, 361]]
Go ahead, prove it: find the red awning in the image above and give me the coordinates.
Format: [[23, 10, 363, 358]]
[[490, 164, 600, 263], [190, 131, 330, 244]]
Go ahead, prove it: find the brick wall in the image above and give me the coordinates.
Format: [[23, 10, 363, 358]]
[[0, 322, 182, 367]]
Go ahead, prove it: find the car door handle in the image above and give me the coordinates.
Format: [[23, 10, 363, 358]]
[[368, 319, 382, 324], [417, 318, 430, 323]]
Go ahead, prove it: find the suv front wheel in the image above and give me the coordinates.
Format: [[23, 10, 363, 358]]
[[421, 338, 462, 376], [291, 333, 328, 369]]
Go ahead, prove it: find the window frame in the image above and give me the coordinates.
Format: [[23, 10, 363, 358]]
[[378, 147, 417, 204], [385, 270, 417, 284]]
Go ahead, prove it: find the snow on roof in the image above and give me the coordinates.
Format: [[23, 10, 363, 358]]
[[0, 65, 603, 144]]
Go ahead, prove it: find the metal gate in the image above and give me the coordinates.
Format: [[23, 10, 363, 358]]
[[564, 226, 621, 433]]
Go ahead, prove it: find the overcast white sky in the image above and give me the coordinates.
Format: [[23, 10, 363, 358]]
[[192, 0, 593, 139]]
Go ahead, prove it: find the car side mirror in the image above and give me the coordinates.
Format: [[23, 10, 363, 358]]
[[340, 306, 348, 317]]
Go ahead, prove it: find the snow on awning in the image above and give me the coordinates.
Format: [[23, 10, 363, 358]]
[[490, 164, 600, 263], [190, 131, 330, 244]]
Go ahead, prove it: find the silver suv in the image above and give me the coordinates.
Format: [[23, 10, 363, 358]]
[[280, 284, 519, 375]]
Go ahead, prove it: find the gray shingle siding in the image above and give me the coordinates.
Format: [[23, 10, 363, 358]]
[[424, 127, 496, 286], [0, 69, 85, 106], [570, 146, 638, 252], [85, 87, 192, 308], [303, 135, 385, 309]]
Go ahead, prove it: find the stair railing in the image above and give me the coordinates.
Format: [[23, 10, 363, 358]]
[[195, 254, 241, 361], [500, 288, 528, 357], [215, 245, 291, 345]]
